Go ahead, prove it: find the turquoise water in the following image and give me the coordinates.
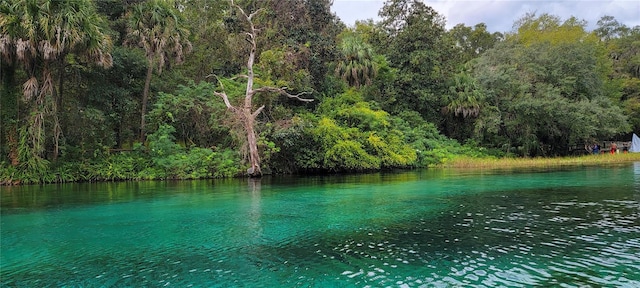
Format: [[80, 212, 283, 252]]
[[1, 164, 639, 287]]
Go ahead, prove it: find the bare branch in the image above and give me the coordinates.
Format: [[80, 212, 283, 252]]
[[230, 0, 247, 19], [252, 105, 265, 119], [214, 91, 235, 111], [210, 75, 235, 110], [230, 0, 263, 23], [209, 74, 249, 80], [232, 74, 249, 80], [250, 86, 314, 102], [247, 8, 264, 21]]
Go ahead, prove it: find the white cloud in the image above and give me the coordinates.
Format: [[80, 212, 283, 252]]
[[331, 0, 385, 25], [331, 0, 640, 32]]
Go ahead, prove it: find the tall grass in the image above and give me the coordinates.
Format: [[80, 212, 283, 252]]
[[443, 153, 640, 170]]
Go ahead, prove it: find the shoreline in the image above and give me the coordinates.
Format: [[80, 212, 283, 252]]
[[441, 153, 640, 170]]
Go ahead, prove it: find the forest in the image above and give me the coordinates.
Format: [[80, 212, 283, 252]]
[[1, 0, 639, 184]]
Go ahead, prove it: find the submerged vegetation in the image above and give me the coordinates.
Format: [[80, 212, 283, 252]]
[[1, 0, 639, 184]]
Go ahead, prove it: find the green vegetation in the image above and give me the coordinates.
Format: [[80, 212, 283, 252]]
[[1, 0, 638, 185], [444, 153, 640, 170]]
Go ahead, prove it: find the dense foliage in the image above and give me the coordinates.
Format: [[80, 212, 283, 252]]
[[1, 0, 637, 184]]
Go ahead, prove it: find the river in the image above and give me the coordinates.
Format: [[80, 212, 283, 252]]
[[2, 164, 639, 287]]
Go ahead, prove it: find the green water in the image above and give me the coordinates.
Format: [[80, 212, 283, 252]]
[[2, 164, 639, 287]]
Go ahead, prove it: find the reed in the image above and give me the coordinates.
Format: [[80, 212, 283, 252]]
[[442, 153, 640, 170]]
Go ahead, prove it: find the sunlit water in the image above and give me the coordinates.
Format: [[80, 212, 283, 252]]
[[2, 164, 639, 287]]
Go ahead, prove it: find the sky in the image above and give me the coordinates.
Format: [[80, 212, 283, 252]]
[[331, 0, 640, 33]]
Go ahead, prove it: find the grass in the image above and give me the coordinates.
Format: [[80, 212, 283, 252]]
[[442, 152, 640, 170]]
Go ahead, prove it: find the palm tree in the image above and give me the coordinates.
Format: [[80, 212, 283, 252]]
[[0, 0, 112, 162], [444, 71, 483, 118], [124, 0, 192, 142], [335, 34, 377, 88]]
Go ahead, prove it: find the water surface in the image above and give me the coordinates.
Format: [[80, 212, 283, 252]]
[[2, 164, 639, 287]]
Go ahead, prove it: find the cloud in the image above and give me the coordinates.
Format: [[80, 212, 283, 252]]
[[331, 0, 386, 25], [331, 0, 640, 32]]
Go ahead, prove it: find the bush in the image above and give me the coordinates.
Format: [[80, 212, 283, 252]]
[[144, 124, 241, 179]]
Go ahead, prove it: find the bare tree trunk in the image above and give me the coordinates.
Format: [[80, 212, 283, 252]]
[[243, 112, 261, 176], [140, 63, 154, 142], [243, 9, 260, 177]]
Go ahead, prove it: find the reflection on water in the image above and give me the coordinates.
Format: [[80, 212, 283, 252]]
[[1, 164, 639, 287], [247, 178, 263, 246]]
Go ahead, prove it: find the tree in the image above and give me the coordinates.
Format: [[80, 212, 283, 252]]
[[444, 71, 483, 118], [471, 15, 630, 156], [598, 17, 640, 135], [511, 13, 593, 46], [214, 0, 313, 177], [375, 0, 458, 122], [124, 0, 191, 142], [0, 0, 112, 163], [251, 0, 343, 94], [147, 81, 231, 148], [448, 23, 503, 65], [311, 90, 417, 170], [269, 90, 418, 173], [179, 0, 235, 81], [594, 15, 631, 41], [441, 68, 486, 140], [335, 33, 377, 88], [77, 47, 147, 152]]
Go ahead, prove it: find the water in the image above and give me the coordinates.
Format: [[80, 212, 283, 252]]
[[1, 164, 639, 287]]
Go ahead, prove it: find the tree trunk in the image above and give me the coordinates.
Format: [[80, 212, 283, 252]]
[[242, 3, 261, 177], [243, 111, 262, 177], [140, 63, 154, 142]]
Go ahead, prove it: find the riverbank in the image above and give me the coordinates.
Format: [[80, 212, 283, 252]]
[[4, 152, 640, 186], [443, 153, 640, 169]]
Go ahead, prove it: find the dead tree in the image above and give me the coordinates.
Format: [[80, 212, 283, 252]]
[[214, 0, 312, 177]]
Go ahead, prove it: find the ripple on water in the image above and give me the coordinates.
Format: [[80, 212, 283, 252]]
[[2, 170, 639, 287], [307, 190, 640, 288]]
